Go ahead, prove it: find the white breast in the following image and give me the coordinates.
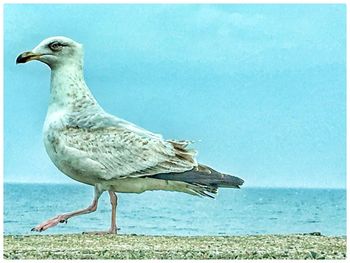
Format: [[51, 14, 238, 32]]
[[43, 107, 99, 185]]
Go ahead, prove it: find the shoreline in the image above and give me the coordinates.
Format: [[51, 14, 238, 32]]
[[4, 233, 346, 259]]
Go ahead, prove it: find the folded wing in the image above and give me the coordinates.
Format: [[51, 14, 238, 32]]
[[59, 112, 197, 180]]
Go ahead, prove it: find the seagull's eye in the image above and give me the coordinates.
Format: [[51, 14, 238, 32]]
[[49, 42, 63, 51]]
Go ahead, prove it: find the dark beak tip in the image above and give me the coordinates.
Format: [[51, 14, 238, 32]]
[[16, 54, 26, 64], [16, 51, 38, 64], [16, 57, 22, 64]]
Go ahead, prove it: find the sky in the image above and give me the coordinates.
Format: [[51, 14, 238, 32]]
[[3, 4, 346, 188]]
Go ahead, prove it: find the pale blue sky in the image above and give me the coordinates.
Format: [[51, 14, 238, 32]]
[[4, 4, 346, 188]]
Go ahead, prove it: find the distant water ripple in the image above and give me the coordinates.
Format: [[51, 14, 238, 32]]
[[3, 183, 346, 236]]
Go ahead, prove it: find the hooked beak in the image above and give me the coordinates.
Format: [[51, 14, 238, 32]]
[[16, 51, 42, 64]]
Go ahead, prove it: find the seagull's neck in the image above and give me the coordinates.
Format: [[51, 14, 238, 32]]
[[49, 64, 100, 113]]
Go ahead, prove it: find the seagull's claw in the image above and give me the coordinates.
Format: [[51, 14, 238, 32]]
[[31, 215, 68, 232]]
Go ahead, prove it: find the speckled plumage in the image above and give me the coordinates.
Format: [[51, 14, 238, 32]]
[[16, 36, 244, 197], [43, 63, 200, 193]]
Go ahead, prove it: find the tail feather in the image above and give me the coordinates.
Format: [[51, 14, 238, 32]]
[[149, 164, 244, 197]]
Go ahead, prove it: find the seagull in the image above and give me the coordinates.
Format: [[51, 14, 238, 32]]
[[16, 36, 244, 234]]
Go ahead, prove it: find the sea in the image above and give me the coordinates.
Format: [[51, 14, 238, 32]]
[[3, 183, 346, 236]]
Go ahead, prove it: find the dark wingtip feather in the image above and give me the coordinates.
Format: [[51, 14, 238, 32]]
[[220, 173, 244, 188], [149, 164, 244, 198]]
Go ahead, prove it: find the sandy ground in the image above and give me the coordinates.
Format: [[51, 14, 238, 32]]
[[3, 233, 346, 259]]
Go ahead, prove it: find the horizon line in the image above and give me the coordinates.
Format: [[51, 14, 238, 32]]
[[3, 181, 346, 190]]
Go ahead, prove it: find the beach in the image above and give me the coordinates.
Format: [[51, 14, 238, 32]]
[[4, 233, 346, 259]]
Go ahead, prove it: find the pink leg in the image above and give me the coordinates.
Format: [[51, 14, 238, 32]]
[[82, 191, 118, 235], [31, 185, 103, 232], [108, 191, 118, 234]]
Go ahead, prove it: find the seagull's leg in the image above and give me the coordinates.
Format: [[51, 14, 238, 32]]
[[82, 191, 118, 235], [31, 185, 104, 232], [108, 191, 118, 234]]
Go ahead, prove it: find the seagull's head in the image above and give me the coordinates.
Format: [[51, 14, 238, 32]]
[[16, 36, 83, 69]]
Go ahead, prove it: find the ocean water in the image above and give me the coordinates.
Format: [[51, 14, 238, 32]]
[[4, 183, 346, 236]]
